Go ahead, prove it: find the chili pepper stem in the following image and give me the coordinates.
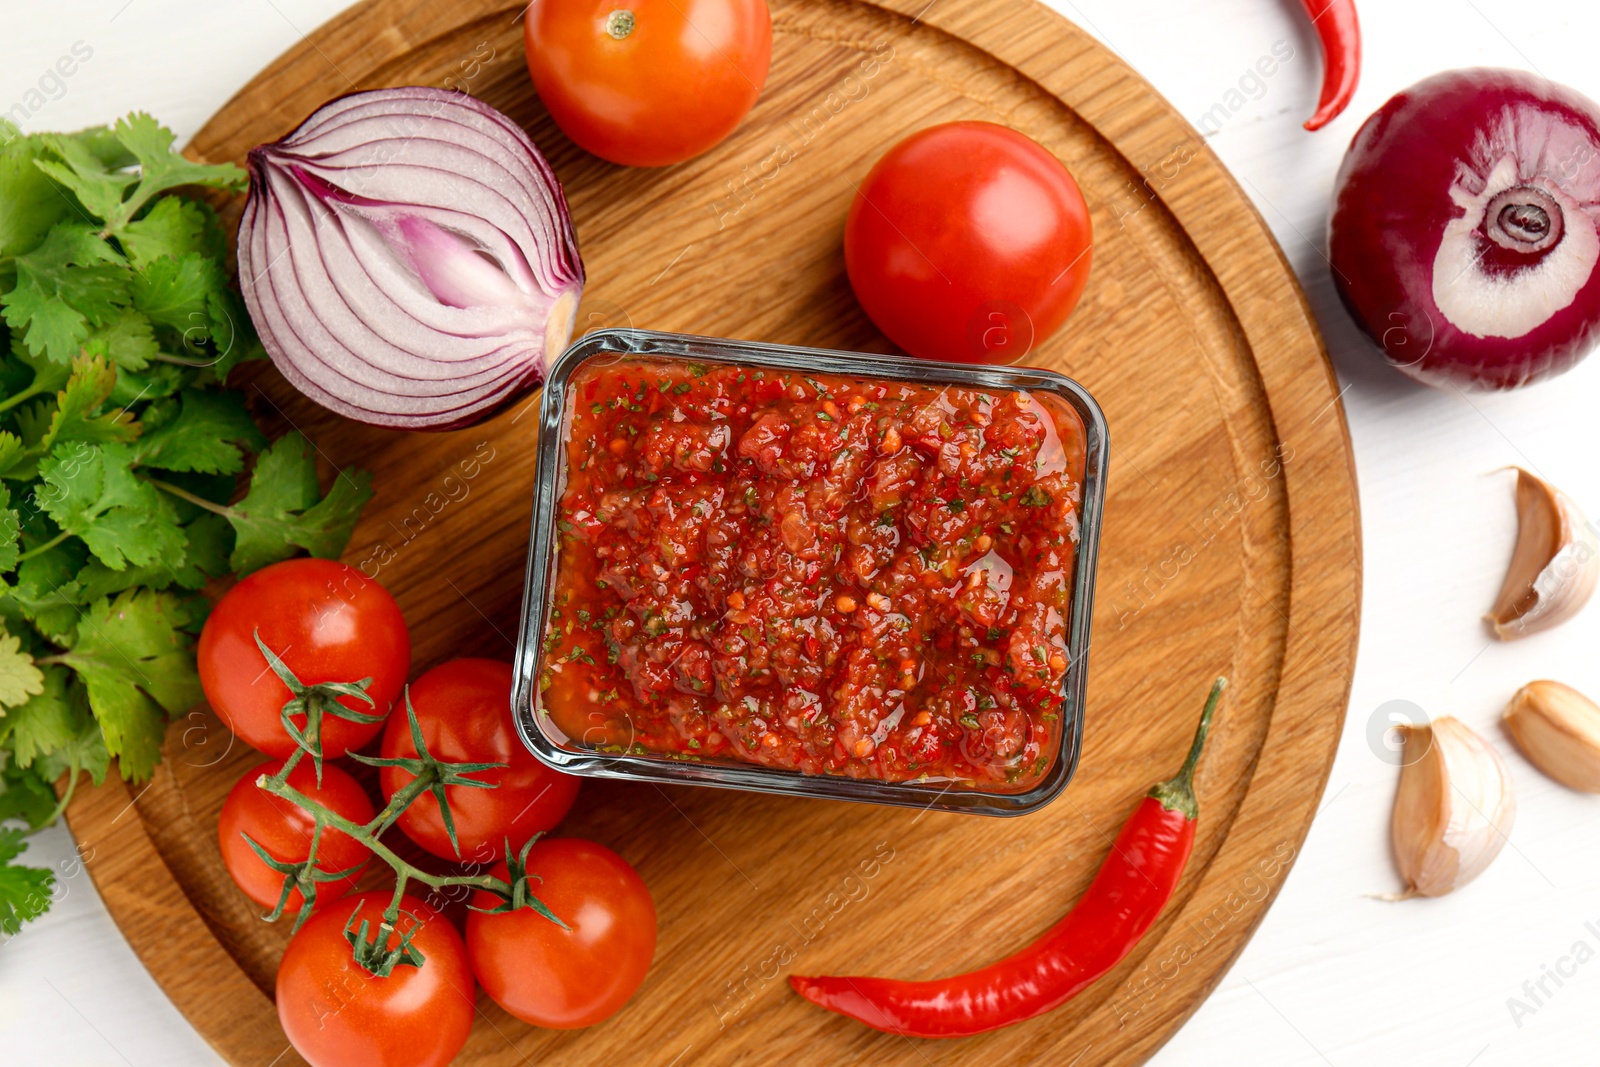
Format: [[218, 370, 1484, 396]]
[[1147, 677, 1227, 819]]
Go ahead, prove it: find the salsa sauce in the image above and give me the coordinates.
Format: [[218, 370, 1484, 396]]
[[538, 356, 1087, 792]]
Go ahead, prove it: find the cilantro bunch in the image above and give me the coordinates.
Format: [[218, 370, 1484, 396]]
[[0, 115, 373, 933]]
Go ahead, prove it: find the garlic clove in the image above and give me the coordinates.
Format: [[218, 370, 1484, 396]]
[[1487, 468, 1599, 640], [1504, 680, 1600, 793], [1391, 716, 1516, 898]]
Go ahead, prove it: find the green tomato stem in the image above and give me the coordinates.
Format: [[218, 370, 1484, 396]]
[[258, 772, 512, 901], [367, 766, 435, 839]]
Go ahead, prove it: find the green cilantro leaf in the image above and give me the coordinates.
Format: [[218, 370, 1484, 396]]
[[89, 685, 168, 782], [6, 343, 75, 408], [1, 223, 131, 362], [227, 432, 373, 574], [27, 222, 123, 269], [69, 561, 170, 603], [65, 590, 202, 712], [33, 133, 140, 226], [203, 285, 258, 376], [0, 625, 44, 711], [82, 309, 160, 372], [2, 285, 90, 366], [7, 543, 86, 641], [108, 362, 186, 406], [34, 716, 110, 787], [37, 441, 186, 572], [73, 511, 231, 600], [0, 827, 55, 935], [32, 116, 242, 236], [40, 357, 139, 451], [59, 589, 202, 780], [175, 511, 231, 585], [134, 388, 264, 474], [67, 124, 136, 170], [10, 402, 54, 452], [1, 665, 76, 766], [0, 433, 25, 481], [118, 195, 221, 268], [0, 757, 58, 829], [0, 483, 19, 572], [0, 131, 71, 258], [128, 252, 224, 337], [108, 114, 245, 225]]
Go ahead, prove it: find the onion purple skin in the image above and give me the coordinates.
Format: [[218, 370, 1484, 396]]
[[1329, 68, 1600, 391], [238, 86, 585, 431]]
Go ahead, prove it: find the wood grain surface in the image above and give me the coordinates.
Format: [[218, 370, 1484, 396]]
[[63, 0, 1361, 1063]]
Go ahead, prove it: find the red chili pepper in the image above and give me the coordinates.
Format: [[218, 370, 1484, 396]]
[[1301, 0, 1361, 131], [789, 677, 1227, 1040]]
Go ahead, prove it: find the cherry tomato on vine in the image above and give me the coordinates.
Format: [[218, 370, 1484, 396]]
[[277, 892, 474, 1067], [199, 558, 410, 759], [844, 121, 1094, 364], [467, 838, 656, 1028], [381, 658, 580, 863], [217, 758, 375, 912], [524, 0, 773, 167]]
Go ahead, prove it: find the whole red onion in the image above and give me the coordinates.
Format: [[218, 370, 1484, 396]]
[[1329, 69, 1600, 390]]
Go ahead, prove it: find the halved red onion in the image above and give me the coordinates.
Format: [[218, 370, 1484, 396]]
[[238, 87, 584, 429], [1330, 69, 1600, 390]]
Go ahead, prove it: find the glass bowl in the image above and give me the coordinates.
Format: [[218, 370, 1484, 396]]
[[511, 329, 1107, 816]]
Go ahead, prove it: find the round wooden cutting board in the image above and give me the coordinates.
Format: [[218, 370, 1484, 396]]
[[64, 0, 1360, 1063]]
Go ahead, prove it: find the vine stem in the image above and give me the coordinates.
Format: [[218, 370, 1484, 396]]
[[259, 759, 511, 923], [243, 646, 554, 972], [368, 765, 435, 839]]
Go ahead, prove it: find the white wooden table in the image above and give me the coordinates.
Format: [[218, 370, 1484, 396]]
[[6, 1, 1600, 1063]]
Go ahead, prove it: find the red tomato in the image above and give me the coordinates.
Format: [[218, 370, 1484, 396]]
[[217, 758, 375, 912], [381, 658, 579, 863], [524, 0, 772, 167], [844, 121, 1094, 364], [467, 838, 656, 1028], [199, 559, 410, 759], [277, 892, 474, 1067]]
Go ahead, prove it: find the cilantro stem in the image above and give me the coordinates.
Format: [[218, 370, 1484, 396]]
[[44, 756, 82, 826], [15, 531, 71, 563], [149, 353, 219, 368], [146, 477, 231, 516], [0, 382, 50, 416]]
